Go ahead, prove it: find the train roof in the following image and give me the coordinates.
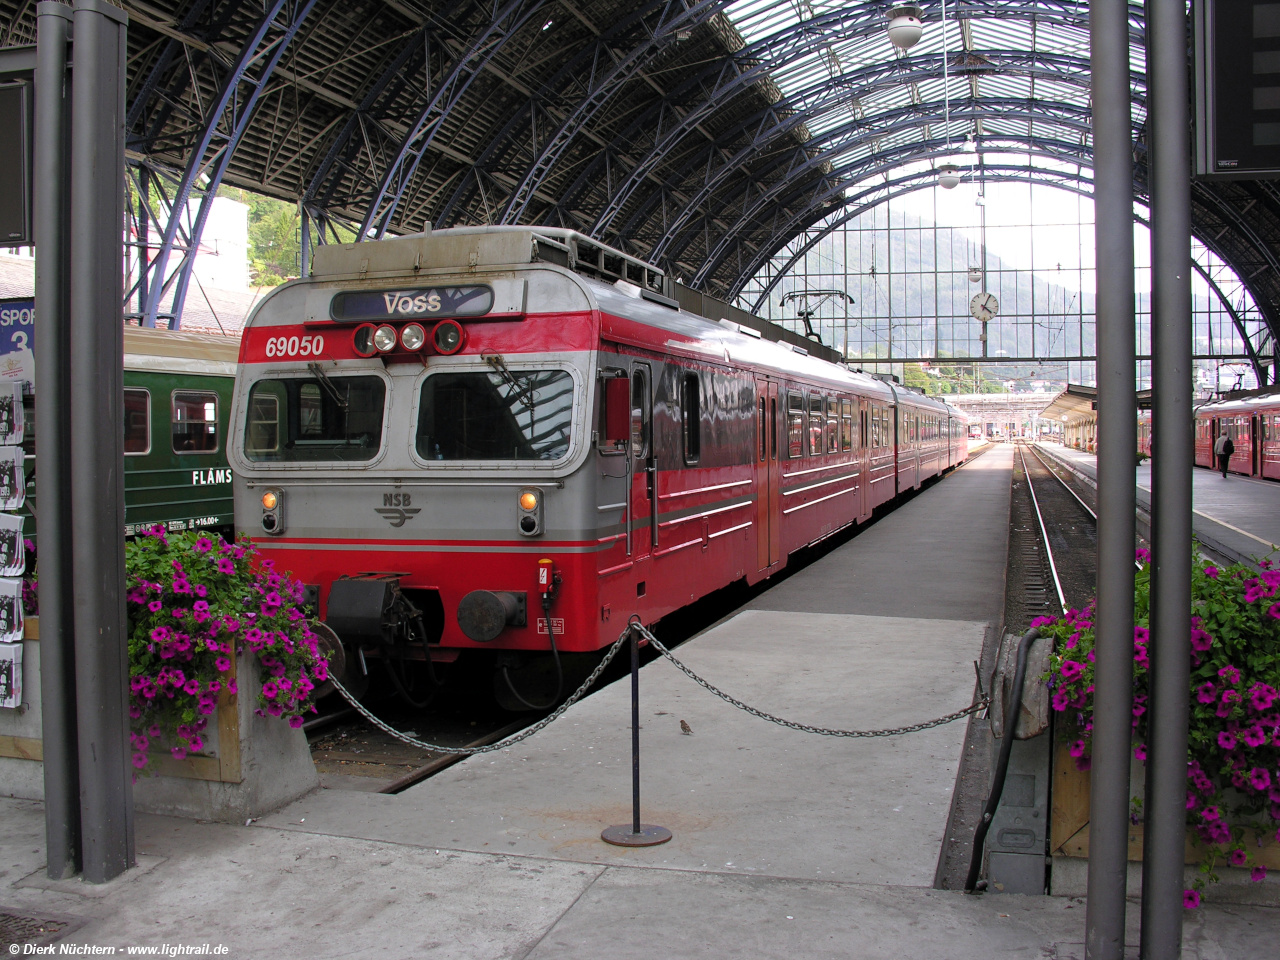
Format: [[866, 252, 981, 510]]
[[123, 324, 239, 376], [1196, 389, 1280, 417], [302, 226, 964, 419]]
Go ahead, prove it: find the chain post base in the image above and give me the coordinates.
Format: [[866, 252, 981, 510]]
[[601, 824, 673, 847]]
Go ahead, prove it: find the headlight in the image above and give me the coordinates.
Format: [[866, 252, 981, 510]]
[[400, 323, 426, 351], [352, 323, 377, 357], [373, 324, 398, 353], [432, 319, 465, 355]]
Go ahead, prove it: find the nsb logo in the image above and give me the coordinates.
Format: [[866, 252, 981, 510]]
[[375, 492, 420, 527]]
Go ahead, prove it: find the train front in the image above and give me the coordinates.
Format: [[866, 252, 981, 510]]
[[228, 228, 605, 705]]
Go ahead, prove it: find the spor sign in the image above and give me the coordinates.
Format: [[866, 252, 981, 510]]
[[330, 285, 493, 322]]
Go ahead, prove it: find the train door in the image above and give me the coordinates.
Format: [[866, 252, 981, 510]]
[[629, 363, 655, 561], [858, 398, 871, 521], [754, 378, 781, 571]]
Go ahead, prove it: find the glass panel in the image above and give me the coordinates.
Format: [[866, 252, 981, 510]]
[[808, 395, 823, 455], [172, 391, 218, 454], [787, 392, 804, 458], [417, 370, 572, 461], [631, 370, 649, 460], [245, 376, 386, 462], [124, 388, 149, 455]]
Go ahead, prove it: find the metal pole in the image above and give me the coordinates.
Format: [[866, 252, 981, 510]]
[[630, 627, 641, 834], [299, 203, 311, 278], [601, 622, 671, 848], [34, 0, 78, 882], [137, 165, 149, 312], [1086, 0, 1137, 957], [68, 0, 132, 883], [1141, 0, 1193, 954]]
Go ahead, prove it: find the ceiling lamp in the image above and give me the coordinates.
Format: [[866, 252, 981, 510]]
[[886, 6, 924, 50], [937, 163, 961, 190]]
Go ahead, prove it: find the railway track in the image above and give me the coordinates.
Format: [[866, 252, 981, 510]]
[[1005, 442, 1101, 631]]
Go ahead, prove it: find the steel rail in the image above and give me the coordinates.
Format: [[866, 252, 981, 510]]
[[1016, 443, 1069, 615], [1024, 443, 1096, 521]]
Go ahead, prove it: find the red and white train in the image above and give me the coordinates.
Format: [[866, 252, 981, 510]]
[[228, 227, 968, 701], [1194, 392, 1280, 479]]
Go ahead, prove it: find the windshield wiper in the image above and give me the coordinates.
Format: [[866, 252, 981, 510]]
[[307, 361, 349, 411], [483, 354, 534, 409]]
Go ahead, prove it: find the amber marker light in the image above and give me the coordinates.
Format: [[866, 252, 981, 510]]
[[519, 491, 539, 511], [261, 490, 278, 510]]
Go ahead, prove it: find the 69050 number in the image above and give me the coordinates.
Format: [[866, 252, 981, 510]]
[[264, 334, 324, 358]]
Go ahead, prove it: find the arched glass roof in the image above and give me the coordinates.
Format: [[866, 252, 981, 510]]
[[0, 0, 1272, 378]]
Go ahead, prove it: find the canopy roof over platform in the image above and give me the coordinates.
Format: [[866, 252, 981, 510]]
[[0, 0, 1274, 375]]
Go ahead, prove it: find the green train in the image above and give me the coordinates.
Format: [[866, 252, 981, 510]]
[[22, 325, 238, 539]]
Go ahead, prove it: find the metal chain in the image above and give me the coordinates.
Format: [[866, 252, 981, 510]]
[[326, 630, 630, 755], [327, 619, 988, 754], [633, 622, 990, 738]]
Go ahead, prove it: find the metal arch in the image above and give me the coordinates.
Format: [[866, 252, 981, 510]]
[[125, 0, 247, 149], [301, 22, 431, 212], [740, 165, 1089, 306], [592, 46, 1126, 244], [684, 98, 1100, 286], [604, 48, 1127, 251], [357, 0, 551, 239], [737, 167, 1271, 383], [496, 0, 729, 226], [140, 0, 320, 328], [545, 0, 1144, 237], [431, 0, 717, 228], [1189, 184, 1280, 325]]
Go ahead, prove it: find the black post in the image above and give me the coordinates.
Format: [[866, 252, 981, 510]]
[[68, 0, 132, 883], [34, 0, 78, 882], [601, 622, 671, 847], [1141, 0, 1193, 954], [1087, 0, 1137, 956], [630, 625, 642, 834]]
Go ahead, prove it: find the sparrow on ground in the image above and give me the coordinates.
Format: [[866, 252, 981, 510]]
[[680, 719, 693, 735]]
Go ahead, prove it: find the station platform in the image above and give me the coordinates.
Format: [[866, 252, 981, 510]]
[[1033, 441, 1280, 566], [3, 444, 1276, 958]]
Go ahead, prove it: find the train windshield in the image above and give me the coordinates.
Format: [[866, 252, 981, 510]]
[[416, 370, 573, 461], [243, 375, 386, 462]]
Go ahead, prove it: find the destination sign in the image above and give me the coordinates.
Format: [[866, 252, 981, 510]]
[[330, 286, 493, 322]]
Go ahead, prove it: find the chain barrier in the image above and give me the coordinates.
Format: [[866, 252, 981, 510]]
[[326, 620, 989, 754], [631, 621, 991, 738], [326, 630, 630, 755]]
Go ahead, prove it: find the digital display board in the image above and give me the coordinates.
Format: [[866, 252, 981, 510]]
[[0, 83, 31, 245], [1196, 0, 1280, 178], [329, 285, 494, 322]]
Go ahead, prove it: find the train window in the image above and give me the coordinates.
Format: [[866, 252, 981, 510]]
[[787, 392, 804, 458], [758, 397, 766, 461], [631, 367, 650, 460], [418, 370, 572, 461], [840, 399, 853, 451], [246, 394, 279, 454], [124, 388, 150, 456], [172, 391, 218, 454], [808, 395, 823, 455], [245, 375, 386, 462], [681, 373, 701, 464], [825, 398, 839, 454]]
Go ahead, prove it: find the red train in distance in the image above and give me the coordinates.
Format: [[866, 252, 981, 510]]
[[1194, 391, 1280, 480], [228, 226, 969, 704]]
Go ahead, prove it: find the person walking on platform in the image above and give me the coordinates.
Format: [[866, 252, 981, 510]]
[[1213, 428, 1234, 478]]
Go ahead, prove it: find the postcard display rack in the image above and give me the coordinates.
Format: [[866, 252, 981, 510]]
[[0, 382, 27, 710]]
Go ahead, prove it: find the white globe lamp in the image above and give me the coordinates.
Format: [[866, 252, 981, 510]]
[[887, 6, 924, 50], [937, 163, 961, 190]]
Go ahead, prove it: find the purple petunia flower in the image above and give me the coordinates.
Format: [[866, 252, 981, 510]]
[[1242, 725, 1267, 748], [193, 536, 213, 553], [182, 678, 201, 695], [132, 752, 148, 769], [1248, 768, 1271, 792], [1190, 628, 1213, 653], [261, 680, 279, 699], [171, 746, 187, 760], [1217, 730, 1238, 750], [216, 558, 235, 575], [1219, 665, 1241, 685], [215, 656, 231, 672], [288, 715, 305, 729], [1204, 566, 1219, 579], [1060, 660, 1084, 681], [1133, 743, 1147, 761], [1229, 848, 1248, 867], [1183, 889, 1200, 909], [1196, 682, 1218, 704], [148, 599, 164, 613], [1253, 866, 1268, 882]]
